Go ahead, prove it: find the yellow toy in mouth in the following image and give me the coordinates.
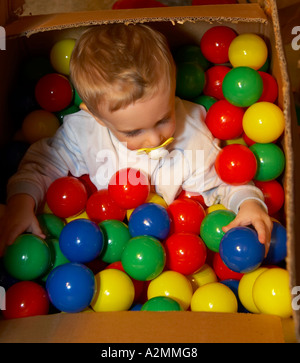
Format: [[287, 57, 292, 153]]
[[137, 137, 174, 157]]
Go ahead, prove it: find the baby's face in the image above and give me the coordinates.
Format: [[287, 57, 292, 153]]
[[95, 86, 176, 151]]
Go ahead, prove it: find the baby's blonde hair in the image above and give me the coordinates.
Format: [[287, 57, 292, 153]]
[[70, 24, 176, 117]]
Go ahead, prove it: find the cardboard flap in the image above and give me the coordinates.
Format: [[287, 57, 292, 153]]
[[5, 4, 268, 38]]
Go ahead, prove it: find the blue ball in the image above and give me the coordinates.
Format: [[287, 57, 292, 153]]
[[128, 203, 170, 241], [219, 226, 265, 273], [264, 222, 287, 264], [220, 279, 248, 313], [59, 219, 104, 263], [46, 263, 95, 313]]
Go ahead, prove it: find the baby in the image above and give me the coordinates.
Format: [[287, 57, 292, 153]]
[[0, 24, 272, 255]]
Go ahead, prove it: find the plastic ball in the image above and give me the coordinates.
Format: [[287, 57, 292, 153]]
[[191, 282, 238, 313], [254, 180, 285, 215], [165, 232, 207, 275], [250, 143, 285, 181], [200, 26, 237, 64], [187, 264, 218, 292], [213, 252, 244, 281], [206, 204, 226, 214], [3, 281, 49, 320], [91, 269, 134, 312], [46, 176, 88, 218], [222, 67, 263, 107], [205, 99, 244, 140], [193, 94, 217, 111], [238, 267, 269, 313], [220, 279, 246, 313], [35, 73, 73, 112], [4, 234, 51, 280], [126, 192, 167, 220], [22, 110, 60, 144], [243, 102, 285, 143], [215, 144, 257, 185], [219, 226, 265, 273], [59, 219, 104, 263], [203, 65, 231, 100], [46, 262, 95, 313], [148, 271, 193, 310], [108, 168, 150, 209], [37, 213, 65, 239], [176, 62, 206, 99], [258, 71, 278, 103], [99, 220, 131, 263], [141, 296, 182, 311], [200, 209, 236, 252], [252, 268, 292, 318], [167, 198, 206, 234], [228, 33, 268, 70], [173, 44, 211, 71], [50, 39, 76, 76], [86, 189, 126, 223], [128, 203, 170, 241], [264, 222, 287, 265], [121, 236, 166, 281]]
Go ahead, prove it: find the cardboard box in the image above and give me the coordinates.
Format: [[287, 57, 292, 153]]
[[0, 0, 299, 343]]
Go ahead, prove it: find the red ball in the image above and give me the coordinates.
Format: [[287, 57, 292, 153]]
[[35, 73, 73, 112], [258, 71, 278, 103], [3, 281, 49, 320], [167, 198, 206, 235], [205, 99, 244, 140], [77, 174, 97, 197], [254, 180, 285, 215], [177, 190, 207, 209], [213, 252, 244, 281], [215, 144, 257, 185], [165, 232, 207, 275], [86, 189, 126, 223], [112, 0, 167, 9], [203, 65, 231, 99], [200, 26, 237, 64], [108, 168, 150, 209], [46, 176, 88, 218]]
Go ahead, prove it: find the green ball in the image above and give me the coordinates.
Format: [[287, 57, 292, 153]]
[[250, 143, 285, 181], [222, 66, 263, 107], [99, 220, 131, 264], [121, 236, 166, 281], [41, 238, 70, 282], [37, 213, 65, 239], [176, 63, 206, 100], [200, 210, 236, 252], [173, 45, 211, 71], [141, 296, 182, 311], [4, 234, 52, 280], [193, 94, 217, 111]]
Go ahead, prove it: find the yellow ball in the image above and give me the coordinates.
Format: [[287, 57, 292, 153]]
[[22, 110, 60, 144], [91, 269, 135, 312], [243, 102, 285, 143], [65, 210, 89, 223], [187, 264, 218, 292], [147, 271, 193, 310], [252, 268, 292, 318], [228, 33, 268, 70], [50, 39, 76, 76], [127, 193, 167, 220], [206, 204, 226, 214], [191, 282, 238, 313], [238, 267, 268, 313]]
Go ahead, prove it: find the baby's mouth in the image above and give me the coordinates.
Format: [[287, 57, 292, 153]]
[[136, 137, 174, 160]]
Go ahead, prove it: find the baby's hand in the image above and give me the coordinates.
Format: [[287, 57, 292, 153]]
[[222, 199, 273, 254], [0, 194, 45, 256]]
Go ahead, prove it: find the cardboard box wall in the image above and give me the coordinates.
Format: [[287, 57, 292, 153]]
[[0, 0, 299, 343]]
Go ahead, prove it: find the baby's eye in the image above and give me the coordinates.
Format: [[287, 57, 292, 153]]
[[125, 129, 143, 138]]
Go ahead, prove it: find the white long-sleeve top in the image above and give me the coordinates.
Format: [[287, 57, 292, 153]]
[[7, 98, 266, 212]]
